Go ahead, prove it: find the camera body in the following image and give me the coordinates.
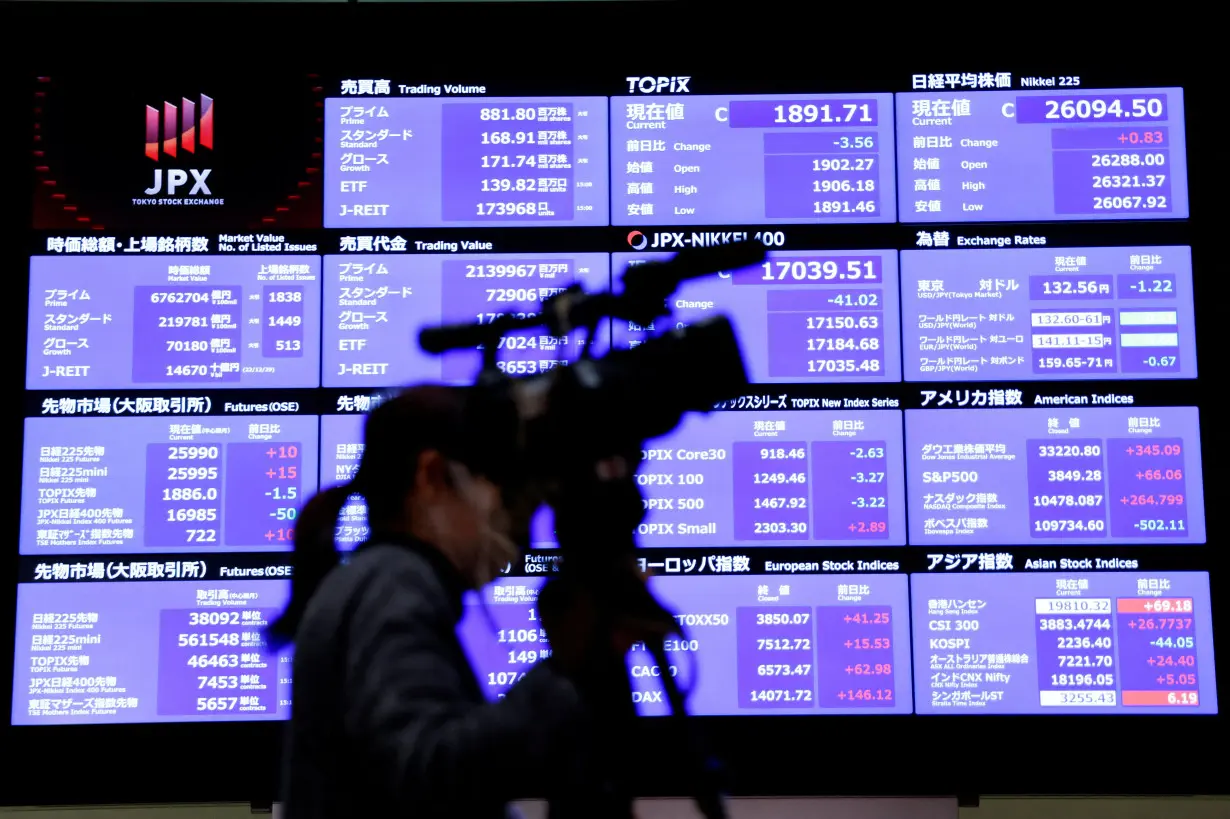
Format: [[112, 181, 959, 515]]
[[421, 242, 765, 563]]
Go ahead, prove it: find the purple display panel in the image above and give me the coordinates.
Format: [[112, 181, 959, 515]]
[[897, 88, 1188, 222], [911, 572, 1217, 714], [318, 413, 370, 550], [27, 255, 321, 389], [321, 254, 610, 387], [611, 251, 901, 383], [456, 579, 550, 701], [901, 246, 1196, 381], [20, 416, 319, 555], [457, 575, 912, 715], [637, 410, 905, 547], [324, 98, 609, 228], [319, 414, 556, 550], [12, 580, 292, 724], [610, 94, 896, 225], [904, 408, 1206, 545]]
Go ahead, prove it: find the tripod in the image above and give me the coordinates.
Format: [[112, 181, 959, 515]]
[[539, 465, 728, 819], [416, 241, 769, 818]]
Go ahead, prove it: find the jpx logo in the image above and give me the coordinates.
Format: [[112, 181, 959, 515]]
[[144, 94, 214, 196], [625, 76, 691, 94], [652, 232, 687, 248]]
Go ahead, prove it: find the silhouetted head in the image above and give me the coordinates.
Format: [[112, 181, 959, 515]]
[[266, 384, 533, 647]]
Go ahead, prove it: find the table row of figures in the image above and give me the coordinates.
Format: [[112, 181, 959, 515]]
[[315, 90, 1190, 227], [11, 570, 1216, 724], [29, 245, 1199, 388], [20, 406, 1206, 555]]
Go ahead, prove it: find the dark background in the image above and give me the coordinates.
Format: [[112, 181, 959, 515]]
[[30, 69, 324, 231], [0, 2, 1224, 805]]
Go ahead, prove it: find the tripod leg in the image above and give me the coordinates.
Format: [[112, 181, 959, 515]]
[[647, 640, 728, 819], [546, 615, 638, 819]]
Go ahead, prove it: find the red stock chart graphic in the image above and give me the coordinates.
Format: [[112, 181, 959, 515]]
[[145, 94, 214, 161]]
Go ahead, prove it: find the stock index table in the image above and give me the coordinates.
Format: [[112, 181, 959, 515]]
[[458, 574, 914, 715], [13, 580, 291, 724], [633, 411, 907, 547], [324, 97, 611, 228], [614, 251, 900, 382], [16, 67, 1215, 729], [20, 416, 319, 555], [900, 246, 1197, 381], [912, 571, 1217, 714], [610, 94, 897, 225], [28, 256, 322, 389], [905, 407, 1206, 545], [897, 88, 1189, 222]]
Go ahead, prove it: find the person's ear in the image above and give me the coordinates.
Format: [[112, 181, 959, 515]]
[[414, 449, 450, 498]]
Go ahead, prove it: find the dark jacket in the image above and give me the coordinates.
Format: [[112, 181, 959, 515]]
[[281, 537, 584, 818]]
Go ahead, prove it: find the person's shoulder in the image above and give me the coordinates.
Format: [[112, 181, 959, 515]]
[[297, 544, 455, 645], [333, 544, 454, 610], [349, 541, 440, 577]]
